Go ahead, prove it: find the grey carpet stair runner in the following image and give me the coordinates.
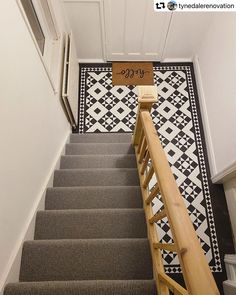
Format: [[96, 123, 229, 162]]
[[4, 133, 156, 295]]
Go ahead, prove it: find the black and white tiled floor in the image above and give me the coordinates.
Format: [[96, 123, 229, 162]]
[[78, 63, 234, 292]]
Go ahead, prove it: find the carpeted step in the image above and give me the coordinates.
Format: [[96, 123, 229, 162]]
[[4, 131, 155, 294], [4, 280, 156, 295], [65, 143, 134, 155], [70, 133, 132, 143], [45, 186, 142, 210], [34, 209, 146, 240], [60, 154, 137, 169], [53, 168, 139, 187], [20, 239, 153, 282]]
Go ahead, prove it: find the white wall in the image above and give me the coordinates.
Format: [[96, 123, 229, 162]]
[[0, 0, 70, 292], [194, 12, 236, 179]]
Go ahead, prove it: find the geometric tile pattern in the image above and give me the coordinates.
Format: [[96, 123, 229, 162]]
[[79, 64, 221, 273]]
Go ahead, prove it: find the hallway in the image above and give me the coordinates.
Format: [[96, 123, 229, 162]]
[[77, 62, 234, 291]]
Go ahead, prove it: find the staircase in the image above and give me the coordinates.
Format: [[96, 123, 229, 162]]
[[4, 133, 156, 295]]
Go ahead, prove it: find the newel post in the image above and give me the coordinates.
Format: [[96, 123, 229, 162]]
[[132, 86, 158, 146]]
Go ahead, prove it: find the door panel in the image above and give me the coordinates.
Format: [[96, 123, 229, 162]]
[[105, 0, 171, 61], [124, 0, 147, 55], [63, 0, 105, 61]]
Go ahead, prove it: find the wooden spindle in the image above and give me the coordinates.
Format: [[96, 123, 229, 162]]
[[137, 129, 144, 154], [138, 137, 147, 164], [140, 151, 150, 175], [153, 243, 177, 252], [158, 273, 189, 295], [149, 209, 167, 224], [143, 166, 154, 189], [145, 184, 160, 204]]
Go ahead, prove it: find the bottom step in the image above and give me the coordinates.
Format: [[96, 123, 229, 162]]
[[4, 280, 156, 295], [20, 239, 153, 281]]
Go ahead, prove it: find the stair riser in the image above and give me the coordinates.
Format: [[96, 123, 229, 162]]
[[53, 169, 139, 187], [45, 187, 142, 210], [35, 210, 147, 240], [20, 240, 153, 281], [66, 144, 134, 155], [60, 155, 137, 169]]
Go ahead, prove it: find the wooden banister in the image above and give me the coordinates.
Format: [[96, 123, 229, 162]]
[[133, 86, 220, 295]]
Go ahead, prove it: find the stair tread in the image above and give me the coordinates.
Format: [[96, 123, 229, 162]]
[[66, 143, 135, 155], [55, 168, 138, 171], [60, 154, 137, 168], [68, 142, 133, 145], [5, 280, 156, 295], [37, 208, 145, 213], [61, 154, 136, 157], [53, 168, 139, 187], [20, 239, 153, 282], [45, 186, 142, 210], [70, 133, 132, 143], [35, 208, 146, 240]]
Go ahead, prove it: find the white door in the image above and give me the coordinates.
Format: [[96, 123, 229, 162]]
[[104, 0, 171, 61]]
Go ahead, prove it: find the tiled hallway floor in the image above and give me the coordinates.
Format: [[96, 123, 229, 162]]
[[77, 62, 234, 292]]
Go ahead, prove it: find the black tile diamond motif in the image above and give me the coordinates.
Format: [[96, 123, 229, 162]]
[[94, 88, 101, 94], [162, 86, 169, 93], [166, 127, 173, 134], [78, 63, 223, 274]]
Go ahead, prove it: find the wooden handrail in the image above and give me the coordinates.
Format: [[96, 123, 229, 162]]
[[133, 86, 220, 295]]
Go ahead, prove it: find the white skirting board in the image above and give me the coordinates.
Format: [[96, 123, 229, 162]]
[[0, 131, 70, 295]]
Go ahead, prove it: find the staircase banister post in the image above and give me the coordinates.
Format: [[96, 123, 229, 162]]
[[132, 86, 158, 146]]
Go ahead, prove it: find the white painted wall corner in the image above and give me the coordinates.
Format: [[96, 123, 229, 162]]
[[0, 131, 70, 295], [212, 161, 236, 184]]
